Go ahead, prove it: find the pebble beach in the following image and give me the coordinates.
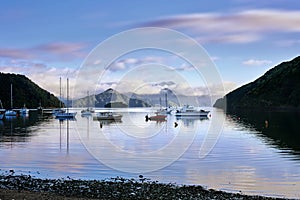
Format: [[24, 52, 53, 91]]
[[0, 171, 287, 200]]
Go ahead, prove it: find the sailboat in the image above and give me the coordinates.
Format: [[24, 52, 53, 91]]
[[5, 84, 17, 117], [146, 97, 167, 122], [156, 92, 173, 115], [20, 104, 29, 115], [81, 91, 93, 116], [55, 78, 77, 120]]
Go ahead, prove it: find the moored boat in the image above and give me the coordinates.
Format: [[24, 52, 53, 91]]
[[81, 91, 94, 116], [56, 112, 77, 119], [5, 84, 17, 117], [20, 104, 29, 115], [145, 113, 167, 121], [175, 105, 210, 117], [94, 112, 122, 120], [55, 78, 77, 120]]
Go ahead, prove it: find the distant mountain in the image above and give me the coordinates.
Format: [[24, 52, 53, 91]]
[[0, 72, 61, 108], [214, 56, 300, 111], [74, 87, 213, 108], [73, 88, 151, 108], [128, 88, 212, 107]]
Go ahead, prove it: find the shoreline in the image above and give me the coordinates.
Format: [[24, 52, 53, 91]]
[[0, 173, 289, 200]]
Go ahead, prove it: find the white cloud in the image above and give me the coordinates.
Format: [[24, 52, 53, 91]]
[[108, 56, 164, 72], [242, 59, 272, 66], [140, 9, 300, 44]]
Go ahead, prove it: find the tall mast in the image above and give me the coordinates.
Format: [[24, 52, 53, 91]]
[[67, 78, 69, 113], [165, 92, 168, 108], [59, 77, 62, 108], [87, 91, 90, 109]]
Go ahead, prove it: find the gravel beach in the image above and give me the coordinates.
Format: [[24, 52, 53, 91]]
[[0, 171, 288, 200]]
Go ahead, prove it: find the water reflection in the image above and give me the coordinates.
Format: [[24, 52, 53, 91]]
[[227, 110, 300, 157], [1, 108, 300, 198], [57, 118, 76, 152], [0, 112, 42, 145], [93, 118, 122, 128], [176, 116, 209, 127]]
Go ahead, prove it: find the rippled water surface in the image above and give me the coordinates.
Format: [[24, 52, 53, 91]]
[[0, 108, 299, 199]]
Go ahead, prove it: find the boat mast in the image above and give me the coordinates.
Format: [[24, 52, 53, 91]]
[[165, 92, 168, 108], [59, 77, 62, 108], [87, 91, 89, 110], [159, 97, 162, 110], [67, 78, 69, 113]]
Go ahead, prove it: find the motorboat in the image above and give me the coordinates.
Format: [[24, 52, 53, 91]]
[[94, 112, 122, 120], [175, 105, 210, 117]]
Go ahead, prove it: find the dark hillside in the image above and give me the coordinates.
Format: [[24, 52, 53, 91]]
[[214, 56, 300, 111], [0, 73, 61, 108]]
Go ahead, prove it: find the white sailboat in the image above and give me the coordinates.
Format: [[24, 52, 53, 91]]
[[55, 78, 77, 120], [81, 91, 93, 116], [5, 84, 17, 117], [20, 104, 29, 115]]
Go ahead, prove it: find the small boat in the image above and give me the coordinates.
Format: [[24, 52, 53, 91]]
[[95, 112, 122, 120], [5, 110, 17, 116], [81, 91, 94, 116], [156, 107, 173, 115], [56, 112, 77, 119], [20, 104, 29, 115], [81, 108, 93, 116], [175, 105, 210, 117], [145, 113, 167, 121]]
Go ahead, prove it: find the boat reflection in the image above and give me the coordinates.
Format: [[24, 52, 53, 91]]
[[93, 118, 122, 128], [58, 117, 75, 152], [175, 116, 209, 127]]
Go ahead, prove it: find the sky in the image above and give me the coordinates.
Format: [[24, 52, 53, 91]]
[[1, 0, 300, 101]]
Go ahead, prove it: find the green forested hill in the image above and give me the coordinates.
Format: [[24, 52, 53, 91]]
[[214, 56, 300, 111], [0, 73, 61, 109]]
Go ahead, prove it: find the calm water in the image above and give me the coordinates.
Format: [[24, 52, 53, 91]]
[[0, 108, 299, 199]]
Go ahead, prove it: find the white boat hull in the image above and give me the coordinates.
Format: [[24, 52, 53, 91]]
[[95, 112, 122, 120]]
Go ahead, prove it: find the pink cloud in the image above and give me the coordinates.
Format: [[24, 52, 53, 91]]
[[0, 48, 34, 59], [0, 42, 88, 61]]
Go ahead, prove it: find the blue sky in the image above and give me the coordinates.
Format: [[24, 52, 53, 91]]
[[1, 0, 300, 99]]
